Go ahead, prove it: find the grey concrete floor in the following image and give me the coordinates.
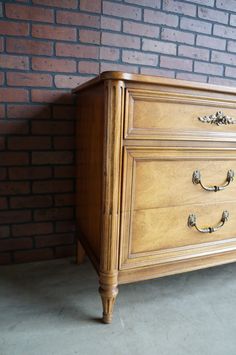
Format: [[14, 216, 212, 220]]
[[0, 258, 236, 355]]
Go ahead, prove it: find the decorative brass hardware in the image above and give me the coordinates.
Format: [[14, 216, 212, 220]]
[[198, 111, 236, 125], [188, 210, 229, 233], [192, 169, 234, 192]]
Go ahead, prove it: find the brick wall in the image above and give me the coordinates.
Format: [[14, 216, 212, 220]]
[[1, 0, 236, 265]]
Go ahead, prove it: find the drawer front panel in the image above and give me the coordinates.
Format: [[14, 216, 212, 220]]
[[124, 87, 236, 141], [120, 147, 236, 269]]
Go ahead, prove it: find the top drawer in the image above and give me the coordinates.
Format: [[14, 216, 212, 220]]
[[124, 85, 236, 142]]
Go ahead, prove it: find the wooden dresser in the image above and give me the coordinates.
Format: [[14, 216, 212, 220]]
[[73, 71, 236, 324]]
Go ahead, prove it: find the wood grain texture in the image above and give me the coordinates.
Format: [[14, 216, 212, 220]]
[[74, 71, 236, 323]]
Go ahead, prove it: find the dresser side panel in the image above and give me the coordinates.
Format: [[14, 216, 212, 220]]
[[76, 83, 105, 264]]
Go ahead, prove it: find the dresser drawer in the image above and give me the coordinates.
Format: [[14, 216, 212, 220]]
[[120, 147, 236, 269], [124, 86, 236, 142]]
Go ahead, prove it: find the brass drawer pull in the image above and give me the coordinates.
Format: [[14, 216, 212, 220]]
[[198, 111, 236, 125], [192, 169, 234, 192], [188, 210, 229, 234]]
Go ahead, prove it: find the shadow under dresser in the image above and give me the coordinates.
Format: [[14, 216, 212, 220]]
[[72, 71, 236, 323]]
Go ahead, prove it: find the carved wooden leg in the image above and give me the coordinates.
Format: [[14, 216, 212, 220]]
[[76, 240, 86, 264], [99, 284, 118, 324]]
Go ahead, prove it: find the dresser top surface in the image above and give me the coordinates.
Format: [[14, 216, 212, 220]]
[[72, 71, 236, 96]]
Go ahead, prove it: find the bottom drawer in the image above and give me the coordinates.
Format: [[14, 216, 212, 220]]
[[119, 147, 236, 270]]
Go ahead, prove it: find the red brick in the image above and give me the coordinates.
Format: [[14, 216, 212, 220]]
[[180, 17, 212, 34], [101, 16, 121, 31], [55, 244, 76, 258], [0, 197, 7, 210], [32, 151, 73, 165], [55, 220, 75, 233], [8, 137, 51, 150], [0, 55, 29, 70], [14, 248, 54, 263], [7, 104, 51, 119], [102, 32, 140, 49], [161, 28, 194, 45], [5, 4, 54, 23], [31, 89, 73, 104], [32, 24, 77, 42], [142, 39, 176, 54], [124, 21, 160, 38], [178, 45, 209, 60], [163, 0, 196, 16], [103, 1, 141, 20], [125, 0, 161, 7], [198, 6, 228, 24], [54, 166, 75, 178], [0, 253, 12, 265], [0, 238, 32, 252], [0, 121, 29, 134], [54, 75, 90, 89], [196, 35, 226, 50], [213, 24, 236, 39], [212, 51, 236, 66], [53, 136, 75, 149], [230, 14, 236, 27], [35, 232, 74, 248], [0, 226, 10, 239], [7, 72, 52, 88], [12, 222, 53, 237], [100, 47, 120, 61], [0, 182, 30, 195], [228, 41, 236, 53], [57, 10, 99, 28], [53, 105, 75, 120], [0, 73, 4, 87], [0, 105, 5, 119], [0, 37, 3, 52], [176, 72, 207, 82], [0, 20, 29, 36], [33, 180, 73, 193], [100, 61, 139, 73], [0, 88, 28, 103], [32, 120, 74, 135], [160, 55, 192, 71], [79, 29, 100, 44], [6, 38, 53, 56], [10, 195, 52, 209], [80, 0, 101, 13], [0, 137, 5, 150], [225, 66, 236, 78], [0, 152, 28, 166], [0, 211, 31, 225], [34, 207, 73, 221], [194, 61, 223, 75], [9, 167, 52, 180], [56, 43, 99, 59], [144, 9, 178, 27], [33, 0, 78, 8], [208, 77, 236, 87], [78, 61, 99, 74], [216, 0, 236, 11], [0, 168, 7, 180], [122, 50, 158, 66], [54, 194, 75, 206], [32, 57, 76, 73]]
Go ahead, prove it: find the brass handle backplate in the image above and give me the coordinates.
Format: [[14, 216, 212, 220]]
[[188, 210, 229, 234], [192, 169, 234, 192], [198, 111, 236, 125]]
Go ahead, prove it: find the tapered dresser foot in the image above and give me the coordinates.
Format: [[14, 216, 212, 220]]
[[99, 286, 118, 324], [76, 240, 86, 265]]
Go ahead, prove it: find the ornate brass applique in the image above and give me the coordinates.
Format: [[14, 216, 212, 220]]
[[198, 111, 236, 126]]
